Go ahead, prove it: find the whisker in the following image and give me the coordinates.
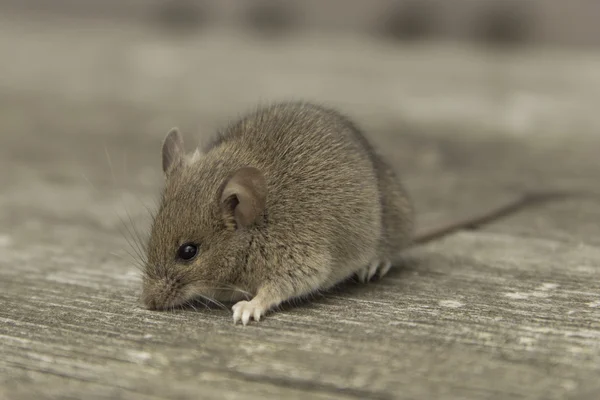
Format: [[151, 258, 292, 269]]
[[185, 281, 253, 302], [184, 300, 199, 312], [105, 145, 152, 263], [123, 151, 128, 180], [120, 241, 144, 269], [81, 173, 98, 192], [124, 207, 148, 255], [194, 298, 210, 310], [215, 282, 253, 299], [116, 209, 146, 254], [81, 153, 148, 269], [108, 251, 126, 260], [117, 220, 146, 265], [104, 145, 117, 186], [121, 149, 155, 219], [201, 296, 227, 311], [120, 149, 158, 258], [81, 163, 142, 260], [108, 250, 145, 271], [187, 290, 228, 311]]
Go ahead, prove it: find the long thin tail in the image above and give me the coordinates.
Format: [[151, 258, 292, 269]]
[[411, 191, 587, 246]]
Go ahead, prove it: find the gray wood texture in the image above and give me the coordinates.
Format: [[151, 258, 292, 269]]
[[0, 11, 599, 400]]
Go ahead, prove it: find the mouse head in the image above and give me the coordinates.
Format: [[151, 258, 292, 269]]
[[141, 128, 267, 311]]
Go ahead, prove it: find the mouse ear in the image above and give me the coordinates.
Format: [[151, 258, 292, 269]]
[[220, 167, 267, 229], [162, 128, 185, 176]]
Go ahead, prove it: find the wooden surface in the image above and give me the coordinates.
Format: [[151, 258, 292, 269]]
[[1, 12, 600, 400]]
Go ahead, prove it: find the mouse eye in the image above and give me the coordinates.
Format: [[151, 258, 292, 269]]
[[177, 243, 198, 261]]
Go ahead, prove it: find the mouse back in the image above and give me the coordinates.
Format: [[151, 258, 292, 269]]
[[142, 101, 414, 310]]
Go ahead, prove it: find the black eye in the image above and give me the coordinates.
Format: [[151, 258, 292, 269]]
[[177, 243, 198, 261]]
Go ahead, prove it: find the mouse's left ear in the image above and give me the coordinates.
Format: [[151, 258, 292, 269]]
[[220, 167, 267, 230], [162, 128, 185, 176]]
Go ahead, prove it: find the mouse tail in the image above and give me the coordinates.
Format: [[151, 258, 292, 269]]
[[410, 190, 585, 246]]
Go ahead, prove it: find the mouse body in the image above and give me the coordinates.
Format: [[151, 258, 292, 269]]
[[142, 101, 414, 324]]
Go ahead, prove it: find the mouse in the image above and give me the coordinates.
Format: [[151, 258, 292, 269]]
[[140, 101, 574, 325]]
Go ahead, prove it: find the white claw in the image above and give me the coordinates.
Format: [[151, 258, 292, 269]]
[[253, 308, 261, 322], [357, 258, 393, 283], [367, 260, 380, 281], [379, 260, 392, 278], [232, 304, 242, 324], [232, 299, 265, 325], [357, 267, 369, 283], [242, 309, 251, 326]]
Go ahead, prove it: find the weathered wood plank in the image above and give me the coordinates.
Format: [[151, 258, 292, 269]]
[[1, 10, 599, 400]]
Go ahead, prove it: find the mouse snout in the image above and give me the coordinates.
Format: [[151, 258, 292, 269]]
[[143, 296, 158, 311], [140, 281, 163, 310], [141, 275, 184, 311]]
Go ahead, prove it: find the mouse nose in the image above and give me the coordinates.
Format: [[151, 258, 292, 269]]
[[143, 297, 158, 310], [141, 283, 160, 310], [141, 276, 180, 311]]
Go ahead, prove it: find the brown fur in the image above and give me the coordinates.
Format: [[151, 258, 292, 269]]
[[141, 101, 414, 314]]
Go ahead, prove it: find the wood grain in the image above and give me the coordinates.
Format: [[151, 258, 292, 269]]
[[0, 11, 599, 400]]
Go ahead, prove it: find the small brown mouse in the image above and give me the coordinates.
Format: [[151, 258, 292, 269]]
[[140, 101, 569, 325]]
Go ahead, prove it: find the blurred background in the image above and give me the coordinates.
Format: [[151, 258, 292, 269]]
[[2, 0, 600, 45], [2, 4, 600, 399], [1, 0, 599, 236]]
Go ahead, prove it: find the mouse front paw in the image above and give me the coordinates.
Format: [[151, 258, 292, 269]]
[[356, 258, 392, 283], [232, 299, 266, 326]]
